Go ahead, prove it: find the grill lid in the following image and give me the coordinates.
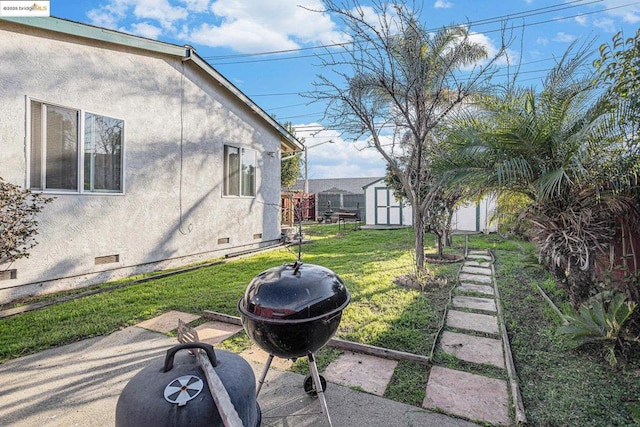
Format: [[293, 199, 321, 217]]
[[240, 262, 349, 322]]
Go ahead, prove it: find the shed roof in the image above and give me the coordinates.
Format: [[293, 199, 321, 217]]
[[287, 177, 383, 194], [0, 16, 303, 152]]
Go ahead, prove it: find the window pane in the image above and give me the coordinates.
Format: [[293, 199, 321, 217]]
[[45, 105, 78, 190], [84, 113, 123, 192], [224, 145, 240, 196], [30, 101, 42, 190], [241, 148, 256, 197]]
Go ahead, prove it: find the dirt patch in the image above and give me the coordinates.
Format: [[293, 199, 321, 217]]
[[424, 253, 464, 264], [394, 273, 448, 291]]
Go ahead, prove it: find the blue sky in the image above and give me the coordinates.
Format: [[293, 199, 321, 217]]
[[48, 0, 640, 179]]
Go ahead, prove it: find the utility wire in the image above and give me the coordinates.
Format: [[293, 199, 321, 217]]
[[203, 0, 602, 61], [208, 1, 637, 66]]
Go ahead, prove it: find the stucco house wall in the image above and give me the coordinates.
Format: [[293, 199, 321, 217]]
[[0, 18, 301, 303]]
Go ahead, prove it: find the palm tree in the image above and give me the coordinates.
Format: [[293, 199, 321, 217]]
[[443, 42, 640, 307]]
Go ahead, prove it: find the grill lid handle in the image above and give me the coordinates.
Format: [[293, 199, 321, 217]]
[[163, 343, 217, 372]]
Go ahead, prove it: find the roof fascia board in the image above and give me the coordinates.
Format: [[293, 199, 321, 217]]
[[1, 16, 186, 57], [362, 177, 385, 189]]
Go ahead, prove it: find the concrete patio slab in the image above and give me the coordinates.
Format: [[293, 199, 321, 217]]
[[323, 351, 398, 396], [0, 327, 176, 427], [440, 331, 505, 369], [461, 266, 492, 276], [452, 295, 497, 312], [240, 345, 294, 371], [135, 310, 200, 333], [0, 326, 478, 427], [458, 273, 493, 284], [194, 320, 243, 345], [457, 282, 494, 295], [423, 366, 510, 426]]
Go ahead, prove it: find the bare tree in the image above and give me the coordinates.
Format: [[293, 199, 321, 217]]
[[307, 0, 511, 269]]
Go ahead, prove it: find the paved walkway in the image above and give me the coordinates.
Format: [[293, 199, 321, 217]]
[[0, 249, 523, 426], [422, 250, 515, 425]]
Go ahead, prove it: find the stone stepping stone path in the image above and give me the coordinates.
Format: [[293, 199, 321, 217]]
[[446, 310, 499, 335], [423, 249, 521, 426], [424, 366, 510, 426], [457, 282, 494, 295], [452, 295, 497, 312]]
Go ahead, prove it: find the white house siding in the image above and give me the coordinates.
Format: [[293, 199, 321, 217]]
[[364, 178, 497, 232], [451, 195, 498, 233], [363, 179, 413, 226], [0, 20, 286, 303]]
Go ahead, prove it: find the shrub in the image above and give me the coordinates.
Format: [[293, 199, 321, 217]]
[[0, 177, 53, 266], [557, 291, 638, 367]]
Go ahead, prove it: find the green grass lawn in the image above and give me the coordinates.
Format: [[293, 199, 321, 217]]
[[0, 224, 638, 424]]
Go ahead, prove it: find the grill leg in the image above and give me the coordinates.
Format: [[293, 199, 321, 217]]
[[256, 353, 274, 397], [308, 353, 332, 427]]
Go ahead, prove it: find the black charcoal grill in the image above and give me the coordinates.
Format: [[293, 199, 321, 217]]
[[238, 260, 350, 426]]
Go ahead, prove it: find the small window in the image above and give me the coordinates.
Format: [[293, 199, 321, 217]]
[[223, 145, 255, 197], [95, 254, 120, 265], [84, 114, 123, 192], [30, 100, 124, 193], [0, 269, 17, 281]]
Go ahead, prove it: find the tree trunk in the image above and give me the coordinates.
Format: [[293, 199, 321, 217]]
[[436, 231, 444, 258], [414, 209, 425, 269]]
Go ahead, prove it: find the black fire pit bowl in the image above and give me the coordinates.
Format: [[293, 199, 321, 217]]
[[238, 262, 350, 359]]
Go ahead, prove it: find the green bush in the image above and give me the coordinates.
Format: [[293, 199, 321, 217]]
[[557, 291, 637, 367]]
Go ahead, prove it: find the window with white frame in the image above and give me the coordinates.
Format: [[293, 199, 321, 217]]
[[29, 100, 124, 193], [223, 145, 256, 197]]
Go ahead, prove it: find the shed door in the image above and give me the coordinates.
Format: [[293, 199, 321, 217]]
[[375, 188, 402, 225]]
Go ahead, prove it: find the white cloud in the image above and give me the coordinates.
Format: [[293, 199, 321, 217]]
[[434, 1, 454, 9], [553, 32, 577, 43], [467, 31, 515, 67], [88, 0, 187, 31], [200, 0, 349, 51], [129, 22, 163, 39], [86, 0, 349, 53], [188, 21, 300, 52], [621, 11, 640, 23], [133, 0, 187, 28], [536, 37, 549, 46], [178, 0, 210, 13], [593, 18, 617, 33], [574, 15, 588, 26], [599, 0, 640, 23], [293, 124, 387, 179], [87, 9, 120, 29]]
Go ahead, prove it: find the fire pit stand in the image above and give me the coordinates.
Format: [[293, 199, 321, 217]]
[[255, 352, 332, 424], [238, 261, 350, 427]]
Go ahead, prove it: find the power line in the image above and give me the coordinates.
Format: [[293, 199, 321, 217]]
[[208, 1, 637, 66], [203, 0, 601, 62]]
